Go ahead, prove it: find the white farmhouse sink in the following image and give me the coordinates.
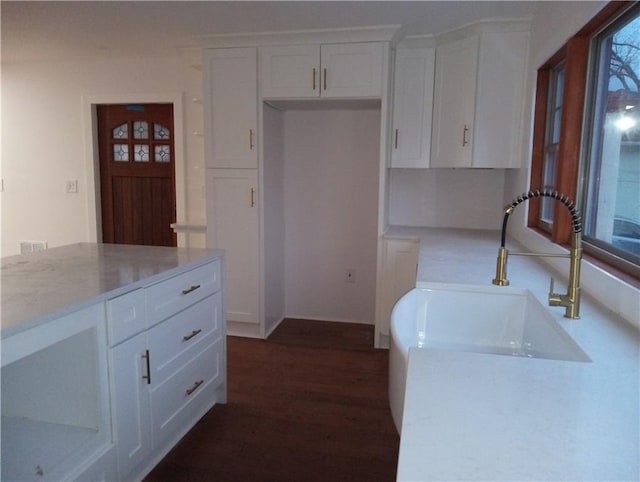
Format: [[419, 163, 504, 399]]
[[388, 282, 590, 431], [392, 282, 590, 363]]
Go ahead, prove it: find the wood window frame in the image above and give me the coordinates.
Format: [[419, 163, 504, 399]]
[[528, 2, 638, 286]]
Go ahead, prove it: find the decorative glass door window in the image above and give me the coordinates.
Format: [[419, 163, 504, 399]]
[[110, 120, 171, 164]]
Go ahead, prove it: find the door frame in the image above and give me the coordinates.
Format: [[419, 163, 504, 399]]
[[81, 93, 186, 245]]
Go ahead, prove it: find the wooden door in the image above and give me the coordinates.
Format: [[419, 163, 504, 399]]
[[97, 104, 176, 246]]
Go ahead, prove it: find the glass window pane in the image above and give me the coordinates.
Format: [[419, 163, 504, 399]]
[[540, 63, 566, 228], [584, 9, 640, 264], [154, 124, 170, 140], [112, 123, 128, 139], [134, 144, 149, 162], [541, 149, 558, 224], [154, 145, 170, 162], [113, 144, 128, 161], [133, 121, 148, 139]]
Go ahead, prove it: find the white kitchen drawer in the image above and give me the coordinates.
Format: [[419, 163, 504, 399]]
[[150, 338, 224, 451], [145, 259, 222, 327], [106, 289, 146, 346], [147, 292, 223, 385]]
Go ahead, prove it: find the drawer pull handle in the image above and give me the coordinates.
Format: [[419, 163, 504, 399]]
[[186, 380, 204, 396], [462, 125, 470, 146], [142, 350, 151, 385], [181, 284, 201, 295], [183, 329, 202, 342]]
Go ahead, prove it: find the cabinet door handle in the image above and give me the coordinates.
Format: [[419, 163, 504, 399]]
[[323, 68, 327, 91], [250, 188, 256, 207], [249, 129, 254, 150], [395, 129, 399, 149], [142, 350, 151, 385], [462, 125, 470, 146], [186, 380, 204, 396], [183, 329, 202, 342], [181, 284, 200, 295], [312, 67, 316, 90]]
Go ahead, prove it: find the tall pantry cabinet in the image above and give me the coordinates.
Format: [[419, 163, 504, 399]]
[[204, 47, 261, 336]]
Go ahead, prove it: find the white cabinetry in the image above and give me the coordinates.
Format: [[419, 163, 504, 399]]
[[430, 35, 479, 168], [473, 30, 529, 169], [375, 238, 419, 348], [110, 330, 152, 478], [206, 169, 259, 328], [108, 259, 225, 481], [391, 48, 435, 168], [431, 25, 529, 168], [260, 42, 384, 98], [204, 47, 258, 168], [1, 304, 113, 482]]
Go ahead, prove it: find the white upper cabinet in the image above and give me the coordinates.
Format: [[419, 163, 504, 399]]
[[260, 42, 385, 99], [391, 47, 435, 168], [473, 30, 529, 169], [431, 25, 529, 169], [430, 35, 479, 168], [204, 47, 258, 168]]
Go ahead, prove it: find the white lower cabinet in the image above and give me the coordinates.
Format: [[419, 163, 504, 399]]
[[108, 258, 226, 481], [375, 238, 419, 348], [110, 332, 153, 480], [71, 443, 118, 482], [207, 169, 260, 329]]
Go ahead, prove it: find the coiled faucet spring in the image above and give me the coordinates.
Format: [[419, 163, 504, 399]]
[[500, 189, 582, 248], [493, 189, 582, 319]]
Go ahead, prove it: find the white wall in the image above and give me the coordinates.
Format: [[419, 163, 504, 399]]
[[1, 52, 206, 256], [283, 108, 380, 324], [388, 168, 506, 229]]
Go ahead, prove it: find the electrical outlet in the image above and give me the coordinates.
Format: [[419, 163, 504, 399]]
[[345, 269, 356, 283], [66, 180, 78, 194]]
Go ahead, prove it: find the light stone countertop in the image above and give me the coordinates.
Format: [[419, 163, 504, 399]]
[[1, 243, 224, 339], [386, 227, 640, 481]]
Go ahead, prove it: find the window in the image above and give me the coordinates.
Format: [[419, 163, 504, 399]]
[[529, 2, 640, 281], [582, 5, 640, 273], [541, 63, 566, 229]]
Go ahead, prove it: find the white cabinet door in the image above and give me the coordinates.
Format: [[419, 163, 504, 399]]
[[207, 169, 259, 325], [391, 48, 435, 168], [321, 42, 384, 98], [430, 35, 479, 168], [376, 238, 419, 348], [260, 44, 320, 98], [473, 31, 529, 168], [259, 42, 384, 99], [109, 333, 152, 481], [205, 47, 258, 168]]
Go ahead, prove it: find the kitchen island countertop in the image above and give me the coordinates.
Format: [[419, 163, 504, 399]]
[[1, 243, 223, 339]]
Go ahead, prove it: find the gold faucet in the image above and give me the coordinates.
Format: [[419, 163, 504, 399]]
[[492, 190, 582, 319]]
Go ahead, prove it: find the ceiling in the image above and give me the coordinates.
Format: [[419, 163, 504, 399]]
[[1, 1, 539, 63]]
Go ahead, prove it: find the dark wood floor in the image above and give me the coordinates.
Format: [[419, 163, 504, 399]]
[[144, 319, 400, 482]]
